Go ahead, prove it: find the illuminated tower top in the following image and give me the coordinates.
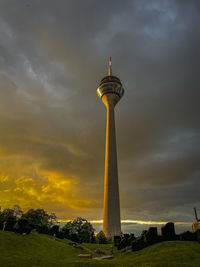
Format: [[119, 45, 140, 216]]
[[97, 57, 124, 102]]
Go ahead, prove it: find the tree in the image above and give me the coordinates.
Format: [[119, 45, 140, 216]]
[[13, 205, 23, 219], [62, 217, 95, 243], [48, 213, 57, 227], [62, 223, 70, 239], [80, 220, 95, 243], [96, 231, 107, 244], [0, 207, 18, 231], [21, 209, 55, 233], [0, 208, 15, 221]]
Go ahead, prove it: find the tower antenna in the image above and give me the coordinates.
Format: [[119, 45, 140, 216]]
[[108, 56, 112, 76]]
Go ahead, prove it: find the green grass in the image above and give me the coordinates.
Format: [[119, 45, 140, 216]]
[[0, 231, 200, 266]]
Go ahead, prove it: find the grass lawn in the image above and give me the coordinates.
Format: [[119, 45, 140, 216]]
[[0, 231, 200, 266]]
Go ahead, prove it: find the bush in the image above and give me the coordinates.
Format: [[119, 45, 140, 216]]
[[116, 233, 135, 250], [18, 219, 32, 234], [96, 231, 107, 244], [143, 227, 158, 245], [114, 235, 121, 247], [132, 237, 147, 251], [49, 225, 60, 236], [178, 231, 197, 241], [131, 228, 158, 252]]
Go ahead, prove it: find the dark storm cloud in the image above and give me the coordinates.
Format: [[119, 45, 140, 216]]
[[0, 0, 200, 222]]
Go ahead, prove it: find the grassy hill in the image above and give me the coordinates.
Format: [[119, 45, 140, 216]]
[[0, 231, 200, 266]]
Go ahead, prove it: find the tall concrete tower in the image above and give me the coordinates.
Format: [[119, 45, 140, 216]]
[[97, 57, 124, 237]]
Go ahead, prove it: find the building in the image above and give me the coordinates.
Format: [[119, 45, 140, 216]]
[[97, 57, 124, 237]]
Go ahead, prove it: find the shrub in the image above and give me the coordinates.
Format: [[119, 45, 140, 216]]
[[132, 237, 147, 251], [114, 235, 121, 247], [96, 231, 107, 244], [143, 227, 158, 245], [178, 231, 197, 241]]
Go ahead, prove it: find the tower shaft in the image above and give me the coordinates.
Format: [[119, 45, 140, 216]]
[[97, 58, 124, 237], [102, 94, 121, 237]]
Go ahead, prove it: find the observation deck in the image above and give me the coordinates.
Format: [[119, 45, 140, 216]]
[[97, 75, 124, 99]]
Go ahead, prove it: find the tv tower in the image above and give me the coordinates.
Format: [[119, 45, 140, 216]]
[[97, 57, 124, 237]]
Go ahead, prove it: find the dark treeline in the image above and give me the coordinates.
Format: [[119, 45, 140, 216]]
[[2, 206, 199, 251], [0, 205, 106, 244], [114, 222, 200, 252]]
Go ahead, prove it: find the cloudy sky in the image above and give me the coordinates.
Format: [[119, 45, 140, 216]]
[[0, 0, 200, 233]]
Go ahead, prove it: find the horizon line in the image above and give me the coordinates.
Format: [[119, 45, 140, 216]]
[[58, 219, 192, 225]]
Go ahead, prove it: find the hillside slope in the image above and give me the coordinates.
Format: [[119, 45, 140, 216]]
[[0, 231, 200, 266]]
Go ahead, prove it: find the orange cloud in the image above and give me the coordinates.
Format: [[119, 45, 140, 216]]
[[0, 168, 96, 217]]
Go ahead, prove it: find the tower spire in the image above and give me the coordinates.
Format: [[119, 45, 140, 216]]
[[108, 56, 112, 76]]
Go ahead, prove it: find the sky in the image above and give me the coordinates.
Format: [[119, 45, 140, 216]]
[[0, 0, 200, 234]]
